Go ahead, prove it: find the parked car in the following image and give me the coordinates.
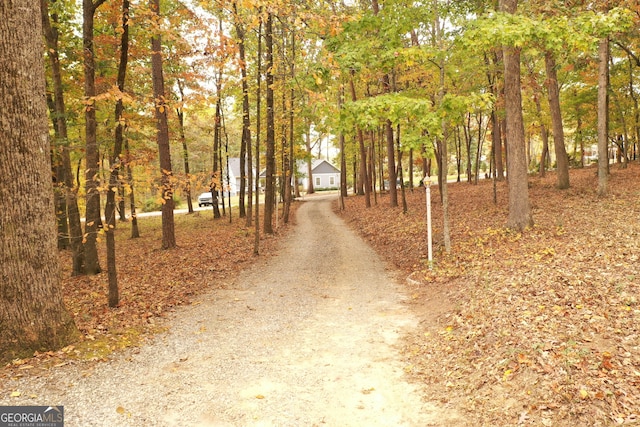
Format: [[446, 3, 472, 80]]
[[198, 192, 227, 207], [197, 192, 213, 207]]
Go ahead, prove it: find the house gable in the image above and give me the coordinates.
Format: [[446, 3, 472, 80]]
[[312, 160, 339, 174]]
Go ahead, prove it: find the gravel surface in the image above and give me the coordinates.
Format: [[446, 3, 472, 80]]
[[1, 195, 459, 426]]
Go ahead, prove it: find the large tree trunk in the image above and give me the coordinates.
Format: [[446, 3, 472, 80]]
[[597, 37, 610, 197], [150, 0, 176, 248], [545, 51, 570, 189], [501, 0, 533, 231], [83, 0, 106, 275], [263, 12, 275, 234], [0, 0, 78, 361]]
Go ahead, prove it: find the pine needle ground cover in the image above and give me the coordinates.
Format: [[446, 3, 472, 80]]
[[339, 165, 640, 426]]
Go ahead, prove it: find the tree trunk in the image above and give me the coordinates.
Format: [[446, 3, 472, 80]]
[[233, 1, 250, 221], [40, 18, 69, 250], [253, 13, 262, 255], [125, 138, 140, 238], [176, 80, 193, 214], [487, 52, 505, 181], [284, 29, 295, 224], [501, 0, 533, 231], [545, 51, 570, 189], [349, 70, 371, 206], [597, 37, 610, 196], [105, 0, 130, 308], [305, 128, 315, 195], [83, 0, 106, 275], [0, 0, 78, 361], [437, 73, 452, 254], [396, 127, 408, 214], [263, 12, 275, 234], [533, 91, 550, 176], [150, 0, 176, 248], [339, 88, 348, 203]]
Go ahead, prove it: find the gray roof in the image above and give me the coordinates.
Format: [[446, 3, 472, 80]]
[[311, 159, 340, 174]]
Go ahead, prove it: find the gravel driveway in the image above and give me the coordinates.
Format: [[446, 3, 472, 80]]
[[1, 195, 458, 426]]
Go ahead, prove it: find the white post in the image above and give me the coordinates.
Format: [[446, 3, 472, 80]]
[[424, 176, 433, 269]]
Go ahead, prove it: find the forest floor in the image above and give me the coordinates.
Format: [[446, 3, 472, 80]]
[[338, 164, 640, 426]]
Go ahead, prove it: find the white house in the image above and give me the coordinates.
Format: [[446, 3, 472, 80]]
[[299, 159, 341, 190], [223, 157, 255, 196]]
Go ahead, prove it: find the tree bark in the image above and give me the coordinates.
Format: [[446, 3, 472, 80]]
[[349, 70, 371, 207], [105, 0, 130, 308], [176, 80, 193, 214], [545, 51, 570, 189], [501, 0, 533, 231], [150, 0, 176, 248], [533, 91, 550, 176], [597, 37, 610, 197], [0, 0, 78, 361], [305, 129, 315, 194], [83, 0, 106, 275], [254, 13, 263, 254], [263, 12, 275, 234], [233, 1, 250, 221], [125, 138, 140, 238]]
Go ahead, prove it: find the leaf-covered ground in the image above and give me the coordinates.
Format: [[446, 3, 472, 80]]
[[338, 165, 640, 426], [2, 209, 291, 376]]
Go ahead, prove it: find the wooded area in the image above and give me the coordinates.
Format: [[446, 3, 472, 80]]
[[1, 0, 640, 410]]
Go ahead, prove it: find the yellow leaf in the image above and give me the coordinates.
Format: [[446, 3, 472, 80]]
[[255, 395, 265, 399], [10, 391, 21, 397], [579, 389, 589, 399], [116, 406, 125, 414]]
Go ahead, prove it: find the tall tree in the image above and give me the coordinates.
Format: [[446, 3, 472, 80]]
[[500, 0, 533, 230], [254, 12, 263, 255], [0, 0, 78, 361], [597, 36, 610, 197], [544, 51, 570, 189], [150, 0, 176, 248], [349, 70, 371, 207], [263, 11, 275, 235], [41, 0, 85, 275], [104, 0, 130, 307], [232, 1, 251, 221], [83, 0, 107, 274], [176, 80, 194, 214]]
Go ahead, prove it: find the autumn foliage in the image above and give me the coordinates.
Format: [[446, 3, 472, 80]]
[[339, 165, 640, 425]]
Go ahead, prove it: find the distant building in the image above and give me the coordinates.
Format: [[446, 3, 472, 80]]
[[223, 157, 254, 196], [298, 159, 341, 190]]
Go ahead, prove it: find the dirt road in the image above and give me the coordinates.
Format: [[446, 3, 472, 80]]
[[1, 195, 459, 426]]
